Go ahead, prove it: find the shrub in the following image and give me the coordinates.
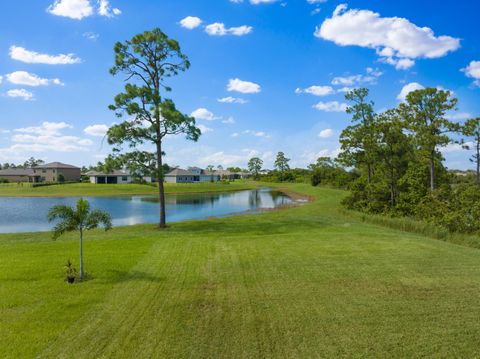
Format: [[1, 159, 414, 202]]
[[64, 260, 77, 283]]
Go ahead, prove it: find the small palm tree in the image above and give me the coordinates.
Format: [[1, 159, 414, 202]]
[[48, 198, 112, 280]]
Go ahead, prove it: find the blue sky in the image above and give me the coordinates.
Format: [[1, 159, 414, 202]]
[[0, 0, 479, 170]]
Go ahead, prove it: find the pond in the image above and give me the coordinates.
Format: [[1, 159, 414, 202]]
[[0, 188, 293, 233]]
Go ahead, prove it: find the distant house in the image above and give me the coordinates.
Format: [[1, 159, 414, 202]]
[[0, 168, 35, 183], [0, 162, 81, 183], [86, 170, 154, 184], [164, 167, 250, 183], [165, 168, 220, 183], [32, 162, 81, 182]]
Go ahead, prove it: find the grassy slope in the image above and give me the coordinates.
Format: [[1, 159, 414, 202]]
[[1, 184, 480, 358], [0, 181, 256, 197]]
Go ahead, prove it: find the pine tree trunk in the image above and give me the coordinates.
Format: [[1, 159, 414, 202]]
[[79, 228, 84, 280], [156, 141, 166, 228], [367, 163, 372, 184]]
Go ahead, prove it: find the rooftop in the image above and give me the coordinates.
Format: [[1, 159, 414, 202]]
[[35, 162, 80, 169]]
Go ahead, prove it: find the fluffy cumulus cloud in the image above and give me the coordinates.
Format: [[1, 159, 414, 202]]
[[47, 0, 120, 20], [47, 0, 94, 19], [6, 89, 34, 101], [84, 124, 109, 137], [462, 61, 480, 86], [218, 96, 247, 104], [295, 85, 334, 96], [179, 16, 202, 29], [313, 101, 348, 112], [318, 129, 334, 138], [9, 46, 81, 65], [5, 71, 63, 87], [316, 4, 460, 70], [97, 0, 121, 17], [227, 78, 261, 94], [0, 122, 93, 159], [205, 23, 253, 36], [191, 108, 219, 121], [397, 82, 425, 101]]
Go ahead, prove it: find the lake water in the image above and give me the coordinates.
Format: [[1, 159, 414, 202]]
[[0, 188, 292, 233]]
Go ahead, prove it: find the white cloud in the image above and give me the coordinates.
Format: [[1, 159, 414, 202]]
[[47, 0, 94, 20], [318, 129, 334, 138], [83, 32, 99, 41], [6, 89, 34, 101], [218, 96, 248, 104], [98, 0, 121, 17], [227, 78, 261, 94], [242, 130, 271, 138], [295, 85, 334, 96], [397, 82, 425, 101], [440, 142, 472, 154], [445, 112, 472, 121], [15, 121, 72, 136], [47, 0, 119, 19], [5, 71, 64, 87], [307, 0, 327, 3], [9, 46, 81, 65], [0, 76, 2, 84], [462, 61, 480, 86], [205, 23, 253, 36], [0, 122, 93, 156], [222, 117, 236, 124], [198, 124, 213, 134], [179, 16, 202, 29], [84, 124, 109, 137], [313, 101, 348, 112], [331, 68, 382, 86], [316, 4, 460, 70], [250, 0, 279, 4], [191, 108, 219, 121]]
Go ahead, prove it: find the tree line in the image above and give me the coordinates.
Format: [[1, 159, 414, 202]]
[[310, 87, 480, 234]]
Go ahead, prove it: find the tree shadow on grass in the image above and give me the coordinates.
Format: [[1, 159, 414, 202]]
[[106, 270, 165, 284]]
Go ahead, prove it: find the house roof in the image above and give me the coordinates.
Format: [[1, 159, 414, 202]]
[[35, 162, 80, 169], [86, 170, 130, 177], [165, 168, 196, 176], [0, 168, 34, 176]]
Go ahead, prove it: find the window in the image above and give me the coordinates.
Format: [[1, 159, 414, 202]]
[[42, 170, 46, 173], [122, 176, 128, 181]]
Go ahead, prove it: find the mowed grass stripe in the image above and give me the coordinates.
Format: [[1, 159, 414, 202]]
[[0, 184, 479, 357]]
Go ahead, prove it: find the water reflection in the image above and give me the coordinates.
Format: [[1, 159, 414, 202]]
[[0, 188, 292, 233]]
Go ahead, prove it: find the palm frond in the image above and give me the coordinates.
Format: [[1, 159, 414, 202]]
[[47, 205, 76, 222], [86, 209, 113, 231]]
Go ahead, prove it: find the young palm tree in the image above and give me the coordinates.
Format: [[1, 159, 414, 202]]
[[48, 198, 112, 280]]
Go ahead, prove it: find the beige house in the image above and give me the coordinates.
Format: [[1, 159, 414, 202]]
[[0, 168, 35, 183], [0, 162, 81, 183], [32, 162, 81, 182]]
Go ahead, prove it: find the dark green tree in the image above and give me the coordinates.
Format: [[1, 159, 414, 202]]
[[48, 199, 112, 280], [274, 152, 290, 181], [107, 28, 200, 228], [338, 88, 378, 183], [248, 157, 263, 180], [398, 88, 459, 191]]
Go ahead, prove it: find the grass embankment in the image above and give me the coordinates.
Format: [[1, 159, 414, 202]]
[[0, 181, 256, 197], [1, 184, 480, 358]]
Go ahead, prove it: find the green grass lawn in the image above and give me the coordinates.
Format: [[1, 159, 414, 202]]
[[1, 184, 480, 358], [0, 181, 256, 197]]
